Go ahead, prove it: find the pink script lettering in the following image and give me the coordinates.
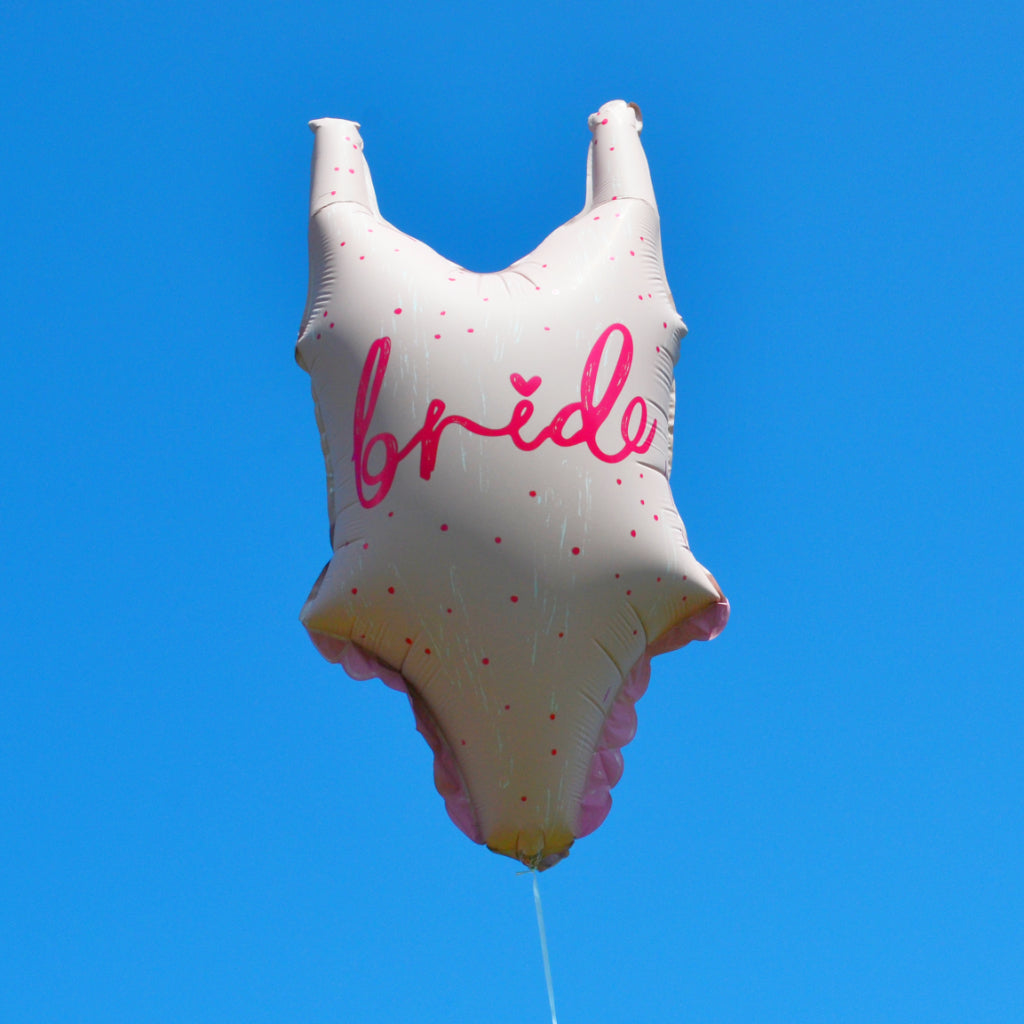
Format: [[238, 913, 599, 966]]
[[353, 322, 656, 508]]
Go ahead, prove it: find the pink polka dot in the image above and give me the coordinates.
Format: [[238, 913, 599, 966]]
[[351, 587, 358, 594], [630, 530, 637, 537], [340, 241, 346, 246], [434, 333, 441, 339], [571, 547, 581, 556], [482, 658, 490, 665], [601, 118, 608, 125], [550, 748, 558, 756], [467, 327, 474, 333], [334, 166, 339, 171], [626, 589, 632, 596], [330, 190, 336, 196], [349, 169, 355, 174], [394, 307, 402, 314], [504, 704, 510, 711], [529, 490, 537, 497], [510, 595, 519, 603], [440, 523, 448, 531], [494, 537, 501, 544], [616, 478, 622, 485]]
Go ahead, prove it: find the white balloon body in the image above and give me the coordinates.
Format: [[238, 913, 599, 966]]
[[296, 100, 728, 869]]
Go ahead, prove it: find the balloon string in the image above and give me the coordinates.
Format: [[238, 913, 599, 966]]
[[532, 870, 558, 1024]]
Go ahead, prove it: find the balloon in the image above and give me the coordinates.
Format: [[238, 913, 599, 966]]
[[296, 100, 728, 869]]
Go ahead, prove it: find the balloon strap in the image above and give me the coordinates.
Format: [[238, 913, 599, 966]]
[[531, 870, 558, 1024]]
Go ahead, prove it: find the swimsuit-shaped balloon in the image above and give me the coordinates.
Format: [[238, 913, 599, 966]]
[[296, 100, 728, 869]]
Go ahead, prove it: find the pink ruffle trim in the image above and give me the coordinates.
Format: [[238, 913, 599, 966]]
[[577, 597, 730, 836], [306, 631, 483, 843], [306, 596, 730, 848]]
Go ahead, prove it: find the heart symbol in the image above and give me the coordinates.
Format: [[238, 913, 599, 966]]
[[510, 373, 542, 397]]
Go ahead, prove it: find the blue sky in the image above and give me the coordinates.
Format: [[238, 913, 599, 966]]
[[2, 1, 1022, 1021]]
